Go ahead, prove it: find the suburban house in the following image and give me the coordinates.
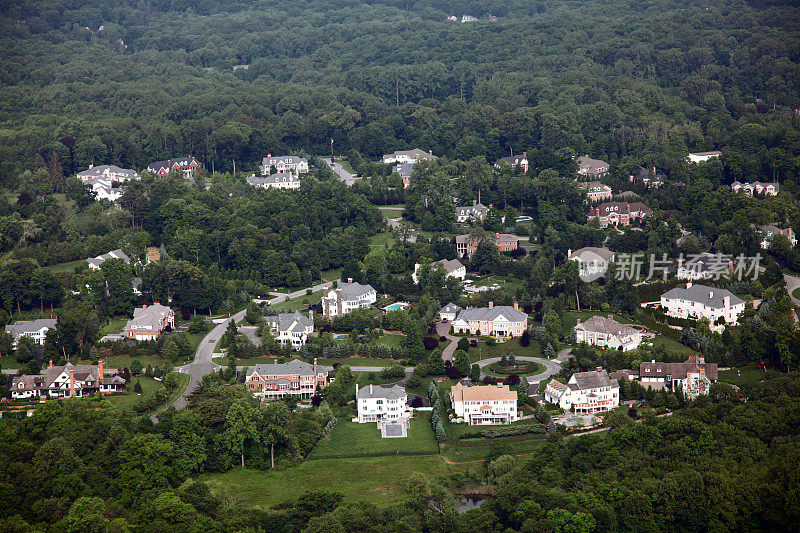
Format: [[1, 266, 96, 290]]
[[381, 148, 437, 164], [6, 318, 57, 348], [587, 202, 651, 228], [321, 279, 377, 318], [246, 172, 301, 190], [686, 151, 721, 164], [90, 178, 124, 202], [676, 253, 732, 281], [450, 382, 517, 425], [87, 249, 130, 270], [10, 360, 126, 400], [147, 156, 200, 178], [660, 282, 745, 328], [731, 181, 779, 196], [392, 162, 415, 188], [544, 369, 619, 414], [412, 258, 466, 284], [579, 181, 613, 202], [456, 232, 519, 259], [451, 302, 528, 338], [455, 201, 489, 223], [264, 311, 314, 350], [631, 167, 665, 188], [494, 152, 529, 172], [245, 358, 329, 399], [259, 155, 309, 176], [577, 156, 609, 178], [123, 303, 175, 341], [568, 247, 614, 280], [574, 315, 642, 351], [639, 356, 718, 399], [757, 225, 797, 249], [356, 383, 408, 423], [77, 164, 140, 184], [439, 302, 462, 321]]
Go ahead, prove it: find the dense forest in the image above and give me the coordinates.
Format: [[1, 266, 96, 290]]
[[1, 0, 799, 180]]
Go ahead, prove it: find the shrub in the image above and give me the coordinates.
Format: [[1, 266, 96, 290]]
[[409, 396, 424, 408], [486, 337, 496, 346], [423, 337, 439, 350], [469, 340, 478, 348], [457, 337, 471, 352]]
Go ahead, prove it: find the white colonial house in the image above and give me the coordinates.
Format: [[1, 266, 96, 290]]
[[639, 356, 718, 400], [494, 152, 529, 172], [381, 148, 437, 164], [451, 302, 527, 338], [6, 318, 57, 348], [686, 151, 721, 164], [90, 178, 124, 202], [455, 201, 488, 223], [574, 315, 642, 352], [77, 164, 140, 184], [568, 247, 614, 280], [356, 383, 409, 423], [321, 279, 377, 318], [123, 303, 175, 341], [439, 302, 461, 321], [450, 382, 517, 425], [87, 249, 130, 270], [259, 155, 309, 176], [412, 258, 466, 284], [246, 172, 301, 190], [264, 311, 314, 350], [660, 283, 745, 329], [544, 369, 619, 414], [731, 181, 779, 197]]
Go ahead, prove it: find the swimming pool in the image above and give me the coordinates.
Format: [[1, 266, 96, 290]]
[[385, 302, 409, 311]]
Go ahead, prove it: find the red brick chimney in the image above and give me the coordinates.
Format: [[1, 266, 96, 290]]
[[69, 367, 75, 398], [313, 357, 318, 392], [488, 301, 494, 309], [99, 358, 104, 379], [49, 358, 53, 368], [513, 302, 519, 310]]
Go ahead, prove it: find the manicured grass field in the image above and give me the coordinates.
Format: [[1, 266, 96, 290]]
[[468, 338, 543, 363], [106, 376, 162, 410], [196, 455, 468, 508], [79, 355, 167, 369], [100, 317, 128, 336], [270, 290, 325, 312], [718, 367, 780, 386], [376, 333, 405, 348], [471, 275, 523, 291], [43, 259, 86, 273], [369, 231, 396, 246], [0, 356, 23, 369], [318, 357, 400, 367], [379, 208, 404, 219], [793, 287, 800, 301], [309, 411, 438, 459]]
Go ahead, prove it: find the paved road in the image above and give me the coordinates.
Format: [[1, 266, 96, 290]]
[[785, 273, 800, 306], [436, 322, 459, 362], [322, 157, 356, 186], [475, 356, 563, 389], [169, 281, 333, 411]]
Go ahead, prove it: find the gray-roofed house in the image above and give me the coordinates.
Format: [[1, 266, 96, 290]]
[[245, 358, 330, 399], [731, 181, 779, 197], [757, 225, 796, 249], [544, 369, 619, 414], [265, 311, 314, 349], [412, 258, 466, 284], [356, 383, 409, 423], [77, 164, 140, 184], [123, 303, 175, 341], [640, 356, 717, 399], [259, 154, 309, 176], [587, 202, 651, 228], [392, 161, 416, 188], [381, 148, 437, 164], [439, 302, 462, 321], [577, 156, 609, 178], [455, 200, 489, 223], [87, 249, 131, 270], [494, 152, 529, 172], [568, 247, 614, 281], [10, 360, 126, 400], [147, 156, 200, 178], [451, 301, 528, 338], [321, 278, 377, 318], [686, 151, 721, 164], [6, 318, 57, 348], [676, 253, 733, 281], [246, 172, 301, 190], [578, 181, 613, 202], [574, 315, 642, 352], [660, 282, 745, 330]]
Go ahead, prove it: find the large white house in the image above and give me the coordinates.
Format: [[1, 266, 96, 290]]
[[246, 172, 301, 190], [264, 311, 314, 350], [450, 382, 517, 425], [412, 258, 466, 284], [87, 249, 131, 270], [356, 383, 408, 423], [544, 369, 619, 414], [574, 315, 642, 351], [455, 201, 488, 223], [568, 247, 614, 281], [439, 302, 461, 321], [6, 318, 57, 348], [259, 155, 309, 176], [451, 302, 527, 338], [639, 356, 718, 399], [731, 181, 779, 197], [77, 164, 140, 184], [381, 148, 437, 164], [686, 151, 721, 164], [321, 279, 377, 318], [660, 283, 745, 329]]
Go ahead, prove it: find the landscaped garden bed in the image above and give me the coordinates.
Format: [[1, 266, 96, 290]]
[[487, 361, 544, 376]]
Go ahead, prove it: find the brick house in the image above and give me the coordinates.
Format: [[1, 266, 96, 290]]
[[245, 358, 330, 400], [123, 303, 175, 341], [579, 181, 612, 202], [587, 202, 651, 228], [639, 356, 718, 399], [147, 156, 200, 178], [577, 156, 609, 178], [456, 233, 519, 259]]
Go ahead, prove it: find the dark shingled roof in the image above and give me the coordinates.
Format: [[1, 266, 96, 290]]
[[661, 284, 743, 308]]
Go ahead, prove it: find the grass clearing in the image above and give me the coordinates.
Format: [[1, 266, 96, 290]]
[[196, 455, 468, 508], [107, 376, 162, 410], [318, 357, 400, 367], [270, 290, 325, 312], [379, 208, 404, 219], [369, 231, 396, 246], [100, 317, 128, 336], [793, 287, 800, 300], [0, 356, 23, 370], [44, 259, 86, 273], [309, 411, 438, 459], [467, 338, 543, 363], [718, 367, 780, 386], [79, 355, 168, 369]]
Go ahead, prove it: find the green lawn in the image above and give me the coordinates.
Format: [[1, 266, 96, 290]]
[[718, 367, 780, 387], [320, 268, 343, 282], [44, 259, 86, 273], [376, 333, 405, 348], [156, 372, 191, 413], [195, 455, 467, 509], [468, 338, 543, 363], [106, 376, 162, 410], [369, 231, 396, 246], [213, 355, 273, 366], [317, 357, 400, 367], [483, 360, 545, 377], [79, 355, 167, 370], [793, 287, 800, 301], [471, 275, 524, 292], [271, 290, 325, 312], [0, 356, 23, 370], [309, 411, 438, 459], [339, 159, 357, 174], [100, 317, 128, 336], [650, 335, 700, 356], [379, 208, 404, 219]]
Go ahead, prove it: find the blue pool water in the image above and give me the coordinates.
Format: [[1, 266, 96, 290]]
[[385, 302, 408, 311]]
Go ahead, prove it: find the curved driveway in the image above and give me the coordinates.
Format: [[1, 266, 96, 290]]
[[475, 356, 563, 389], [785, 273, 800, 306]]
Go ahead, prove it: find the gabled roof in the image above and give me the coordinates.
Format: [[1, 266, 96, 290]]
[[569, 247, 614, 262], [247, 172, 300, 186], [87, 249, 130, 268], [456, 203, 487, 217], [568, 369, 618, 391], [357, 383, 406, 400], [265, 311, 313, 333], [577, 156, 609, 173], [432, 258, 464, 274], [383, 148, 437, 160], [334, 281, 375, 301], [124, 303, 172, 332], [7, 318, 57, 336], [147, 157, 196, 173], [440, 302, 461, 314], [592, 202, 651, 217], [261, 155, 307, 165], [249, 358, 328, 379], [456, 306, 528, 323], [77, 165, 139, 181], [451, 382, 515, 402], [495, 154, 528, 166], [393, 162, 416, 177], [661, 284, 743, 308], [639, 356, 718, 381], [575, 315, 638, 337]]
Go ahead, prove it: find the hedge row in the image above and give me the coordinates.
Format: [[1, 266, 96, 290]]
[[460, 423, 546, 440]]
